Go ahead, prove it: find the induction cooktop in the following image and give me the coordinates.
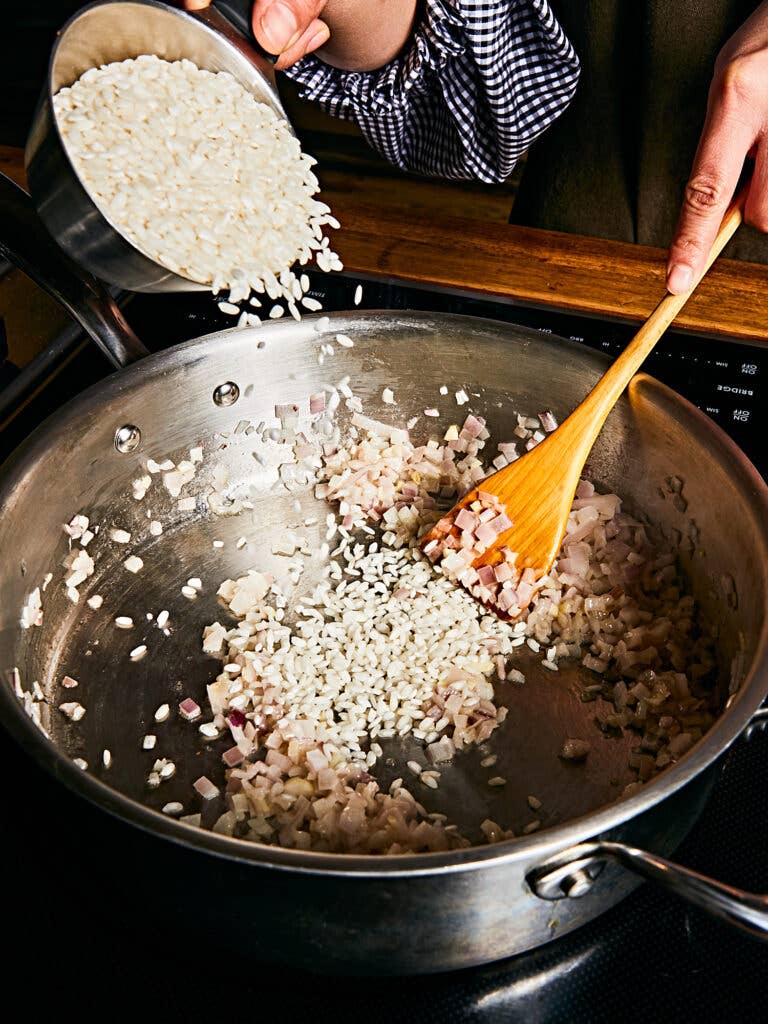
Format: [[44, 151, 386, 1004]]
[[1, 273, 766, 1023]]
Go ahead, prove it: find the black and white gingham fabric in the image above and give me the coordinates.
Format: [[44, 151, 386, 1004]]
[[284, 0, 580, 182]]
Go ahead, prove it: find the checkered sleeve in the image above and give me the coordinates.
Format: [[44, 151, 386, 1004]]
[[283, 0, 580, 183]]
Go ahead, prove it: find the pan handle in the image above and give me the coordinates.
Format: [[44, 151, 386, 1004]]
[[527, 840, 768, 939], [0, 172, 148, 369]]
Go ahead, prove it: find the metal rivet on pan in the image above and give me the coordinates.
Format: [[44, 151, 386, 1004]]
[[745, 707, 768, 740], [559, 870, 595, 898], [527, 855, 603, 901], [213, 381, 240, 407], [114, 424, 142, 453]]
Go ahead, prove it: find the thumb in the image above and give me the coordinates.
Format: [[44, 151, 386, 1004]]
[[252, 0, 326, 56]]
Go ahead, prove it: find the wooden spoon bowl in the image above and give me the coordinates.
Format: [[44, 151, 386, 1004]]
[[422, 189, 747, 618]]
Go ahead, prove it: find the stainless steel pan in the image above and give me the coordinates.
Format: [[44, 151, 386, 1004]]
[[2, 172, 768, 974]]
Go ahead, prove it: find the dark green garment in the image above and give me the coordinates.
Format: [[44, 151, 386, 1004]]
[[511, 0, 768, 263]]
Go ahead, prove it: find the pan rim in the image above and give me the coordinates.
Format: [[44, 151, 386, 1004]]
[[2, 309, 767, 878]]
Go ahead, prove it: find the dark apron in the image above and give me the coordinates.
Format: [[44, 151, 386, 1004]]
[[511, 0, 768, 263]]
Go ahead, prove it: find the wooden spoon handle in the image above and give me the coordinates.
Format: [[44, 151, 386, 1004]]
[[562, 184, 748, 458]]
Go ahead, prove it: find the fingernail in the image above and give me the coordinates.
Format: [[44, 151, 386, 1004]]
[[306, 23, 330, 51], [666, 263, 693, 294], [260, 2, 300, 53]]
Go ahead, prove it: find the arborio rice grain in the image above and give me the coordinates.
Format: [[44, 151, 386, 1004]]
[[53, 56, 341, 303]]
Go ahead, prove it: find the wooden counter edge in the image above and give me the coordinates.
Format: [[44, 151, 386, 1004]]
[[328, 201, 768, 343], [3, 144, 767, 342]]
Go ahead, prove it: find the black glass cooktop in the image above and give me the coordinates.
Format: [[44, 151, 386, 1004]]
[[1, 276, 767, 1022]]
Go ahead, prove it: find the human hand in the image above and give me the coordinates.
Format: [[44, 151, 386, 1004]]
[[667, 2, 768, 294], [184, 0, 330, 70], [185, 0, 417, 72]]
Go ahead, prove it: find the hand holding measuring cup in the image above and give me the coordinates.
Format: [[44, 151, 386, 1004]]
[[183, 0, 417, 71], [185, 0, 331, 69]]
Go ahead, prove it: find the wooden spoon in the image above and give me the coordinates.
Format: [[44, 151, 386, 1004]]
[[422, 187, 747, 615]]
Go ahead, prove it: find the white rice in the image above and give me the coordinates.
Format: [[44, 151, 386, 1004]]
[[35, 370, 719, 856], [195, 402, 717, 853], [53, 56, 341, 303]]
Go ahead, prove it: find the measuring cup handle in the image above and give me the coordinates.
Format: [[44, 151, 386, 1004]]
[[0, 172, 148, 369], [209, 1, 279, 64], [528, 840, 768, 940]]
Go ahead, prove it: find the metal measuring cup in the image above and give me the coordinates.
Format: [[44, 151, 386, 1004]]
[[26, 0, 287, 292]]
